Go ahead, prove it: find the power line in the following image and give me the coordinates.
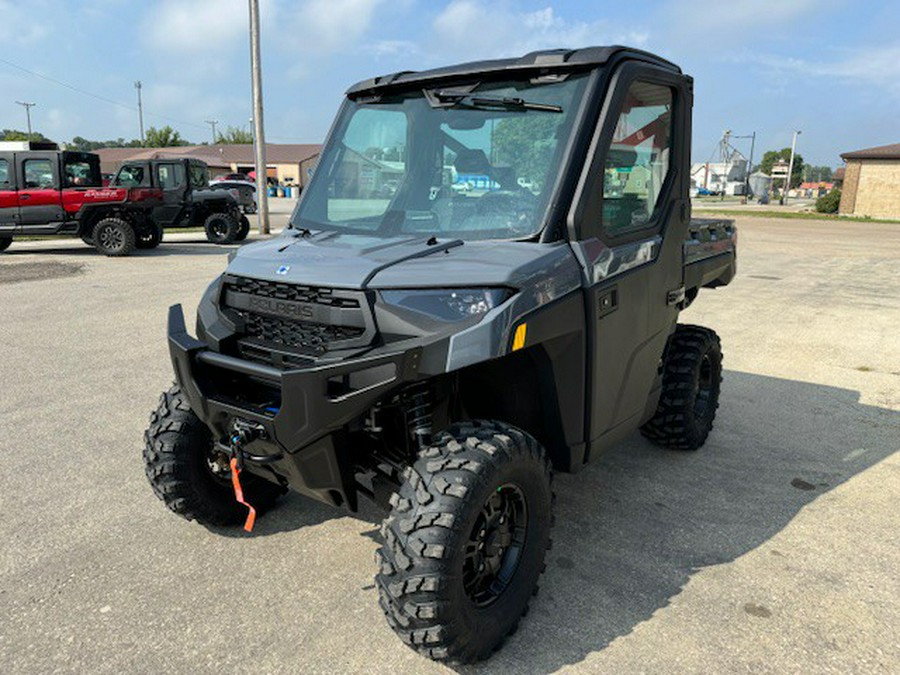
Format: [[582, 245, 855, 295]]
[[0, 56, 207, 131]]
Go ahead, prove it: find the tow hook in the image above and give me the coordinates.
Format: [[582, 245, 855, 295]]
[[227, 420, 266, 532]]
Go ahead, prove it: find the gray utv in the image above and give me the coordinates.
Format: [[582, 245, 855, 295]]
[[143, 45, 736, 663]]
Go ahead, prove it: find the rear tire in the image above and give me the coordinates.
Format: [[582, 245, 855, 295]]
[[640, 324, 723, 450], [0, 237, 11, 252], [93, 217, 136, 257], [236, 215, 251, 241], [375, 420, 553, 663], [143, 384, 284, 526], [135, 224, 163, 249], [204, 211, 239, 244]]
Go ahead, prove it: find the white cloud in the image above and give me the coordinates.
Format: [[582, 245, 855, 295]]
[[431, 1, 648, 62], [0, 0, 52, 44], [659, 0, 822, 40], [739, 45, 900, 97], [279, 0, 383, 53], [143, 0, 250, 54]]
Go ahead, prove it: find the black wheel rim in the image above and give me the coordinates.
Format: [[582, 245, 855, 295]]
[[694, 354, 714, 421], [98, 225, 123, 250], [463, 483, 528, 607], [210, 218, 228, 238]]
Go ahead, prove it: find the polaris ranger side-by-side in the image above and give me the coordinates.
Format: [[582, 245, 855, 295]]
[[0, 144, 162, 256], [112, 158, 251, 245], [143, 46, 736, 663]]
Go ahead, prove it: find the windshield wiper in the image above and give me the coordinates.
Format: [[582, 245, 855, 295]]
[[434, 90, 562, 113]]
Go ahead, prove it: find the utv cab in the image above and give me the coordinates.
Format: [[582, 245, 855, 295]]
[[0, 144, 162, 256], [144, 46, 736, 664], [112, 158, 251, 244]]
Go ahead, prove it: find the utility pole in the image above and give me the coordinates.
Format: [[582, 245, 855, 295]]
[[248, 0, 269, 234], [134, 81, 145, 145], [205, 119, 219, 145], [782, 130, 801, 206], [15, 101, 35, 136]]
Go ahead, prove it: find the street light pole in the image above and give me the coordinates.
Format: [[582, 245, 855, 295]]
[[248, 0, 269, 234], [782, 130, 801, 206], [134, 81, 145, 146], [15, 101, 35, 136], [205, 120, 219, 145]]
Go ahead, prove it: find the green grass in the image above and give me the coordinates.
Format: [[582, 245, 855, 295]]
[[699, 209, 900, 224]]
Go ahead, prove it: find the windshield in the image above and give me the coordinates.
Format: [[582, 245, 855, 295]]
[[292, 74, 589, 240]]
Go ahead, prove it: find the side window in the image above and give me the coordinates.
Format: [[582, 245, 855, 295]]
[[114, 165, 146, 187], [188, 163, 208, 188], [0, 159, 8, 186], [157, 163, 186, 190], [326, 108, 407, 224], [23, 159, 54, 189], [602, 81, 673, 236]]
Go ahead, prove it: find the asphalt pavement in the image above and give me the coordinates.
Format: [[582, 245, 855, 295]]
[[0, 215, 898, 673]]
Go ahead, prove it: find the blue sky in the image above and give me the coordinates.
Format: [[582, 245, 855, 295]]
[[1, 0, 897, 167]]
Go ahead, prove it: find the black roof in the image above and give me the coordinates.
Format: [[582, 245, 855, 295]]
[[347, 46, 680, 97]]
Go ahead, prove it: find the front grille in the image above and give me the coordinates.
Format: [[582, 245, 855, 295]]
[[243, 312, 364, 355], [221, 275, 372, 360], [224, 276, 359, 308]]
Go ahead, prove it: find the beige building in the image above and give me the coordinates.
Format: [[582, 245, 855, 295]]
[[838, 143, 900, 219], [94, 143, 321, 187]]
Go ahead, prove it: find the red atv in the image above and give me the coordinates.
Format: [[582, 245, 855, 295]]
[[0, 144, 162, 256]]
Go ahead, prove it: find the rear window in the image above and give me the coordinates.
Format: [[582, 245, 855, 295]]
[[64, 156, 101, 187], [0, 159, 8, 186]]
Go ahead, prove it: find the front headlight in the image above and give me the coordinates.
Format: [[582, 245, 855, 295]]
[[381, 288, 511, 322]]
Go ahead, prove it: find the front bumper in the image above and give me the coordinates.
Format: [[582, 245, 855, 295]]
[[167, 304, 422, 509]]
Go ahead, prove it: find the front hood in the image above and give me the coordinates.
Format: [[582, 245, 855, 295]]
[[226, 230, 582, 294]]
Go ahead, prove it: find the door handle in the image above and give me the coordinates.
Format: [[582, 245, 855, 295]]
[[20, 194, 31, 200]]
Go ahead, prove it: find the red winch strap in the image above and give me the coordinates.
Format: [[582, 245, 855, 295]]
[[230, 457, 257, 532]]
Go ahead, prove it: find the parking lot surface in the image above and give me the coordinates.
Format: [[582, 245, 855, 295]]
[[1, 215, 898, 674]]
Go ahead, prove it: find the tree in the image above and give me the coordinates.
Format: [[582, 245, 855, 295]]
[[492, 115, 559, 189], [144, 125, 190, 147], [1, 128, 52, 143], [804, 165, 833, 183], [216, 126, 253, 144], [759, 148, 805, 189], [68, 136, 143, 151]]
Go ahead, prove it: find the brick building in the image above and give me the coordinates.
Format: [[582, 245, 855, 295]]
[[838, 143, 900, 219]]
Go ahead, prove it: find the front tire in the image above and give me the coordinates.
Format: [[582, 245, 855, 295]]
[[640, 324, 723, 450], [93, 217, 136, 257], [204, 211, 239, 244], [375, 420, 553, 663], [143, 385, 284, 526], [0, 237, 11, 252], [236, 215, 251, 241]]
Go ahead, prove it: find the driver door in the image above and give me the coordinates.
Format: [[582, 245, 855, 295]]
[[155, 161, 188, 226], [571, 64, 692, 458]]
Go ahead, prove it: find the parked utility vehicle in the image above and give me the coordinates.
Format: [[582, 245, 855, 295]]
[[112, 158, 250, 245], [0, 144, 162, 256], [144, 46, 736, 663]]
